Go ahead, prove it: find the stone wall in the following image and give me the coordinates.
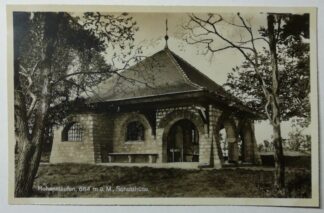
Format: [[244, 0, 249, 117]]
[[111, 112, 160, 163], [207, 105, 223, 168], [156, 106, 205, 127], [92, 114, 115, 163], [156, 106, 202, 163], [50, 105, 260, 167], [50, 114, 96, 163]]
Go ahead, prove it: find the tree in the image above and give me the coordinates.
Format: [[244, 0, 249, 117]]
[[13, 12, 139, 197], [225, 41, 310, 121], [183, 13, 309, 194], [286, 118, 311, 152], [225, 15, 310, 121]]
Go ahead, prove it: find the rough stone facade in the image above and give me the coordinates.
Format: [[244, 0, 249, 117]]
[[111, 112, 160, 163], [50, 103, 260, 168], [50, 114, 97, 163]]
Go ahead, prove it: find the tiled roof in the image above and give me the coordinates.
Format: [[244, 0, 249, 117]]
[[88, 48, 203, 102], [87, 48, 260, 117]]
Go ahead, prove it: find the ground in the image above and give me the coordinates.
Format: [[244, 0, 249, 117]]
[[32, 163, 311, 198]]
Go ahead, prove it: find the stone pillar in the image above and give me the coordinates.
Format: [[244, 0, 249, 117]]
[[155, 128, 165, 163], [227, 137, 239, 163], [198, 132, 212, 167], [198, 105, 223, 169], [211, 109, 224, 169], [92, 114, 115, 163], [241, 121, 254, 163], [251, 121, 262, 164], [241, 120, 261, 164]]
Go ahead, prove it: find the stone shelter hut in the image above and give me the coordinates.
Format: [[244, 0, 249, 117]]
[[50, 45, 263, 169]]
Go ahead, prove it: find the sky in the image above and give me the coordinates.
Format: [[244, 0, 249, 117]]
[[128, 12, 266, 85], [98, 12, 308, 144]]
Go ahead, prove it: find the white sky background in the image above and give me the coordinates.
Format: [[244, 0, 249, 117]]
[[101, 12, 305, 143]]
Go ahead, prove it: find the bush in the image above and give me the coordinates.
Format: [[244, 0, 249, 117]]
[[260, 154, 310, 169]]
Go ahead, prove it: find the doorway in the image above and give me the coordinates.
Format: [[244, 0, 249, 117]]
[[166, 119, 199, 162]]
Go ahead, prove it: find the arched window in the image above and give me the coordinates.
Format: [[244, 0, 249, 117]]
[[62, 122, 83, 142], [126, 121, 145, 141]]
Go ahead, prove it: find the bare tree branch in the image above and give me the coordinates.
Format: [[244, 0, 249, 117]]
[[236, 37, 269, 45], [186, 13, 274, 121]]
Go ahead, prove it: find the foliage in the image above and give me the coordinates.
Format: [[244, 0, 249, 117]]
[[256, 118, 311, 153], [224, 37, 310, 121], [16, 12, 139, 127], [13, 11, 139, 196], [260, 14, 309, 41], [286, 118, 311, 152], [258, 140, 274, 152], [182, 13, 310, 191]]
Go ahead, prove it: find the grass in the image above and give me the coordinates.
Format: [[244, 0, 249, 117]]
[[32, 163, 311, 198]]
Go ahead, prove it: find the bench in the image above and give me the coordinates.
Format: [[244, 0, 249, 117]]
[[108, 153, 158, 163]]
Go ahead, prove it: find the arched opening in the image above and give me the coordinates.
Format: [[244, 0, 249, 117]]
[[219, 127, 243, 164], [125, 121, 145, 141], [62, 122, 83, 142], [166, 119, 199, 162], [219, 128, 228, 160], [217, 119, 241, 164]]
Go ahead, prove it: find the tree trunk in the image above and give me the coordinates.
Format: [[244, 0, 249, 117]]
[[14, 13, 58, 197], [15, 135, 44, 197], [15, 65, 51, 197], [272, 123, 285, 191], [15, 65, 50, 196], [267, 14, 285, 194], [14, 58, 39, 197]]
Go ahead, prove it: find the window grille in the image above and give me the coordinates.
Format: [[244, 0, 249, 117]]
[[62, 122, 83, 142]]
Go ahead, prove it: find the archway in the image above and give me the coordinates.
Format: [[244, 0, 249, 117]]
[[218, 118, 240, 163], [166, 119, 199, 162], [218, 126, 242, 163]]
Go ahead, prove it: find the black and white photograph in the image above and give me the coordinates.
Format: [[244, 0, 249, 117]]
[[6, 5, 319, 207]]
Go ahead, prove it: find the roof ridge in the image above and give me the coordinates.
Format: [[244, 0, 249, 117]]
[[164, 49, 203, 90], [168, 50, 251, 108], [169, 51, 227, 92]]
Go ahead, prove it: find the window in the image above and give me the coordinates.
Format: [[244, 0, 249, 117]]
[[62, 122, 83, 142], [126, 121, 145, 141]]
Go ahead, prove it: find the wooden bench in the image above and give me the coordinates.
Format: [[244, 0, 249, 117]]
[[108, 153, 158, 163]]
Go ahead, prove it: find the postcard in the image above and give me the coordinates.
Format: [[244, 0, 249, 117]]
[[7, 5, 319, 206]]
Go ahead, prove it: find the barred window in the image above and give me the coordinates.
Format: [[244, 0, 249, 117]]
[[126, 121, 145, 141], [62, 122, 83, 142]]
